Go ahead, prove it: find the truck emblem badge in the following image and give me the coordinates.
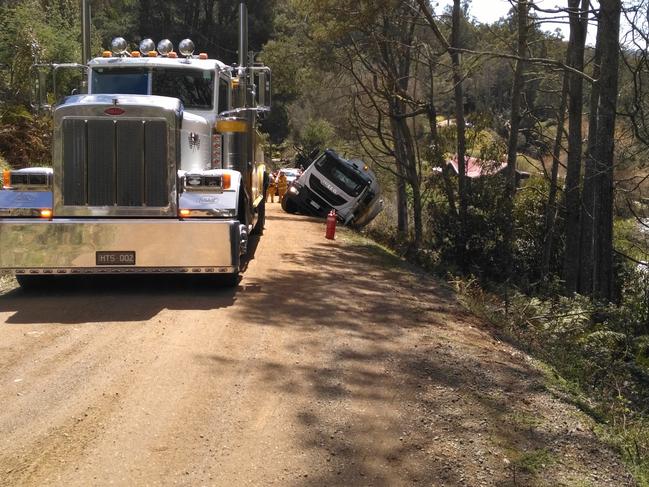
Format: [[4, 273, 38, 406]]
[[105, 107, 125, 116], [188, 132, 200, 151], [15, 193, 37, 202], [324, 181, 338, 195]]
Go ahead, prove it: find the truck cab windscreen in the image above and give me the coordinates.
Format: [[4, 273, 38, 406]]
[[92, 67, 148, 95], [315, 153, 368, 197], [92, 67, 214, 109]]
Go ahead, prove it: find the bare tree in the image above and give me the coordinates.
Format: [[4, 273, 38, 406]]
[[417, 0, 469, 262], [563, 0, 590, 293], [502, 0, 530, 281]]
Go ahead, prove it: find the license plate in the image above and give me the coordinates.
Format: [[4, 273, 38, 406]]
[[96, 251, 136, 266], [309, 200, 320, 209]]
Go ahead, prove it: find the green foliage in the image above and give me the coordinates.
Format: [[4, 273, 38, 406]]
[[511, 448, 554, 475], [424, 173, 561, 287], [0, 106, 51, 168], [452, 270, 649, 482], [298, 118, 335, 153], [0, 1, 80, 105]]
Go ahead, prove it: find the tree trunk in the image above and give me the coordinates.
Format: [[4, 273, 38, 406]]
[[579, 13, 603, 295], [592, 0, 621, 301], [502, 0, 528, 281], [451, 0, 468, 266], [396, 156, 409, 236], [562, 0, 589, 293], [541, 72, 569, 280], [505, 1, 528, 197]]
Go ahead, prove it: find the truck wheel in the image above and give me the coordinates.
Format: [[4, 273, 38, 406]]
[[282, 196, 298, 214], [223, 272, 240, 287], [253, 198, 265, 235], [237, 184, 249, 227]]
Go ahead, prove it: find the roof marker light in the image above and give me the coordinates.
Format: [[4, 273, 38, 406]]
[[168, 51, 178, 58], [139, 38, 155, 55], [40, 209, 53, 219], [147, 50, 157, 57], [102, 50, 112, 58], [198, 53, 208, 60], [131, 51, 141, 57]]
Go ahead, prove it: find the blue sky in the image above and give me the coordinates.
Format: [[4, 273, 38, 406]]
[[434, 0, 579, 41]]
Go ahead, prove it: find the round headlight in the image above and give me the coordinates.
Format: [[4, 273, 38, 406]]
[[139, 38, 155, 55], [110, 37, 128, 55], [179, 39, 195, 57], [157, 39, 174, 56]]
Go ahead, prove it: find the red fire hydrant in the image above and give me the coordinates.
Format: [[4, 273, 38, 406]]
[[325, 210, 337, 240]]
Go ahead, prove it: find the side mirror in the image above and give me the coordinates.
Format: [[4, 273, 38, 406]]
[[30, 63, 88, 113], [251, 66, 271, 111]]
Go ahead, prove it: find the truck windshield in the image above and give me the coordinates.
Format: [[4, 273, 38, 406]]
[[92, 67, 148, 95], [314, 153, 367, 197], [91, 67, 214, 109], [152, 68, 213, 109]]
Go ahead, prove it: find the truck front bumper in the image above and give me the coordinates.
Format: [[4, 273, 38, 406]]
[[0, 219, 244, 275]]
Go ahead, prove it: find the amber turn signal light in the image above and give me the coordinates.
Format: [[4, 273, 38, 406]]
[[221, 174, 231, 190]]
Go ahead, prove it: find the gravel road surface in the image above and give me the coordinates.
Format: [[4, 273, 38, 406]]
[[0, 205, 635, 486]]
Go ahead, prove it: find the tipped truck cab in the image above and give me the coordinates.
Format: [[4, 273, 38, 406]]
[[282, 149, 383, 228]]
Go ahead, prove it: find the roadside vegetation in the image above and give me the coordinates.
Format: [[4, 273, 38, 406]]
[[0, 0, 647, 483]]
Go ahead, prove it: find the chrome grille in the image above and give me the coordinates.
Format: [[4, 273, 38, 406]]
[[62, 118, 168, 207]]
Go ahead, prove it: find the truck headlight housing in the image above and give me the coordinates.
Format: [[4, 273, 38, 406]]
[[157, 39, 174, 56], [139, 38, 155, 55], [111, 37, 128, 56], [2, 168, 53, 190], [183, 172, 231, 192], [179, 39, 195, 57]]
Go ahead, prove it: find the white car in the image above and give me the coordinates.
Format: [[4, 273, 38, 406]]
[[279, 168, 302, 184]]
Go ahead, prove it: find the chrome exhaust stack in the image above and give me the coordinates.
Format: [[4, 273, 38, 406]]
[[238, 2, 248, 69], [81, 0, 92, 64]]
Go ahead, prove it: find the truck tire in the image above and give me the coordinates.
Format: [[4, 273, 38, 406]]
[[282, 195, 298, 214], [237, 183, 249, 227], [223, 271, 240, 287], [253, 198, 265, 235]]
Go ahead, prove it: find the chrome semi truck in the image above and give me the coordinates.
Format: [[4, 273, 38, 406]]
[[0, 2, 269, 287], [282, 149, 383, 228]]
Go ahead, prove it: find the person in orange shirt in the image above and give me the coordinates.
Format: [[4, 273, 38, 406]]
[[277, 172, 288, 202], [267, 173, 277, 203]]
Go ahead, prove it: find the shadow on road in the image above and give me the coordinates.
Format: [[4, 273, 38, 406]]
[[0, 275, 237, 324], [200, 234, 630, 486], [0, 234, 264, 325]]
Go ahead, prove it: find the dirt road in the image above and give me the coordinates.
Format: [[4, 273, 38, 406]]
[[0, 205, 635, 486]]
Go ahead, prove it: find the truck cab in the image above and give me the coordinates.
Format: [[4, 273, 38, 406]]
[[0, 33, 271, 287], [282, 149, 383, 228]]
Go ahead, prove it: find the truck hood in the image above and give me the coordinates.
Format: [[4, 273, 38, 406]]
[[58, 94, 183, 115]]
